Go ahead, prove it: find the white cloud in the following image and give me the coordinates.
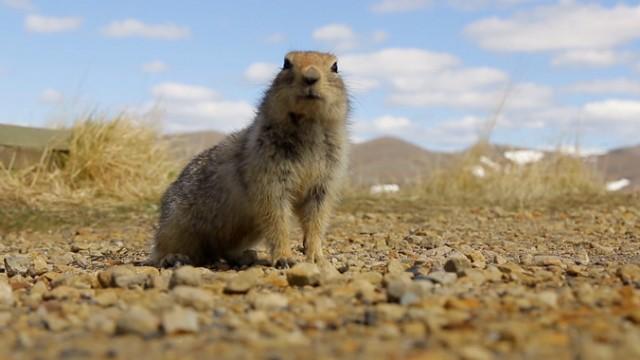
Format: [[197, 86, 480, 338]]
[[25, 15, 83, 33], [371, 30, 389, 43], [3, 0, 34, 11], [341, 48, 522, 110], [566, 79, 640, 96], [152, 82, 218, 101], [370, 0, 431, 13], [244, 62, 279, 83], [448, 0, 533, 11], [346, 77, 381, 93], [148, 82, 254, 133], [312, 24, 357, 51], [341, 48, 459, 79], [40, 88, 64, 104], [142, 60, 168, 73], [465, 3, 640, 52], [373, 115, 411, 131], [552, 50, 630, 67], [265, 32, 286, 44], [583, 99, 640, 123], [102, 19, 190, 40]]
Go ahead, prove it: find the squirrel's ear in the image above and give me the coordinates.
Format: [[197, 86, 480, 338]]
[[331, 62, 338, 73], [283, 58, 293, 70]]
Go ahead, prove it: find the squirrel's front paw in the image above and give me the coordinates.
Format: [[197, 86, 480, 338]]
[[158, 253, 192, 268], [271, 248, 296, 269]]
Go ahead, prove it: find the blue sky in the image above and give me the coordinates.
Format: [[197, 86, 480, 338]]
[[1, 0, 639, 152]]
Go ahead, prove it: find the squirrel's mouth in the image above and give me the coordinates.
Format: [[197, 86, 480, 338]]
[[299, 88, 323, 101]]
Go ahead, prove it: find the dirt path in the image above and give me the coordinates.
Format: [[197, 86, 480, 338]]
[[1, 200, 639, 359]]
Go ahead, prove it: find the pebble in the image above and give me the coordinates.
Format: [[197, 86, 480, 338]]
[[99, 266, 149, 289], [28, 256, 50, 276], [0, 312, 11, 327], [86, 313, 116, 334], [617, 264, 640, 285], [162, 306, 199, 334], [4, 255, 31, 277], [170, 266, 202, 287], [225, 268, 261, 294], [387, 259, 405, 274], [0, 279, 14, 306], [116, 306, 159, 336], [172, 286, 214, 311], [287, 263, 321, 287], [444, 255, 472, 274], [426, 271, 457, 285], [251, 293, 289, 311], [534, 255, 565, 268]]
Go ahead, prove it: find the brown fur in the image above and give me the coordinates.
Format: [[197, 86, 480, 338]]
[[150, 51, 349, 267]]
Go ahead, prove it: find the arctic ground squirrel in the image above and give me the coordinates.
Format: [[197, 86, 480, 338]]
[[151, 51, 349, 267]]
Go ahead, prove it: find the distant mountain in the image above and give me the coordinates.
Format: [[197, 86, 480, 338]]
[[163, 131, 640, 191], [348, 137, 453, 186], [594, 144, 640, 191], [165, 130, 226, 161]]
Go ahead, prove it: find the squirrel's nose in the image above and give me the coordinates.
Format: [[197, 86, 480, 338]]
[[303, 67, 320, 85]]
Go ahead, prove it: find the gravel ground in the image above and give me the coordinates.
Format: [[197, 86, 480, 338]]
[[0, 199, 639, 359]]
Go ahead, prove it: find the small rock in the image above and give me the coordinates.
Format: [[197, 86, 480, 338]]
[[225, 269, 260, 294], [43, 314, 70, 332], [354, 271, 383, 286], [0, 279, 14, 306], [94, 291, 119, 307], [170, 266, 201, 287], [287, 263, 321, 287], [4, 255, 31, 277], [162, 306, 199, 334], [460, 268, 488, 285], [533, 255, 565, 268], [0, 312, 11, 327], [116, 306, 159, 336], [459, 345, 493, 360], [319, 263, 342, 284], [45, 286, 80, 300], [114, 274, 149, 289], [375, 303, 406, 321], [534, 290, 558, 309], [386, 276, 412, 302], [492, 253, 507, 265], [29, 256, 50, 276], [575, 250, 590, 265], [617, 264, 640, 285], [387, 259, 405, 274], [172, 286, 214, 311], [426, 271, 457, 285], [465, 250, 487, 268], [519, 253, 534, 265], [400, 292, 420, 306], [353, 279, 377, 303], [99, 266, 149, 289], [444, 255, 472, 275], [251, 293, 289, 310], [378, 324, 400, 339], [51, 252, 74, 266], [86, 313, 116, 334]]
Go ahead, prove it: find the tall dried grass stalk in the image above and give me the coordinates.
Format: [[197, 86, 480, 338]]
[[0, 114, 176, 208]]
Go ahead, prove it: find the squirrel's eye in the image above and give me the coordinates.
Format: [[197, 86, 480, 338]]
[[331, 62, 338, 73], [283, 58, 292, 70]]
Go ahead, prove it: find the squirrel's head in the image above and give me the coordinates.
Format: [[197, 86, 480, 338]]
[[264, 51, 348, 122]]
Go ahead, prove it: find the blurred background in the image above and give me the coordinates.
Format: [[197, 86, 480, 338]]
[[0, 0, 638, 210]]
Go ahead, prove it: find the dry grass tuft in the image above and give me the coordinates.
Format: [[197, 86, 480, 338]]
[[414, 141, 606, 207], [0, 114, 177, 209]]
